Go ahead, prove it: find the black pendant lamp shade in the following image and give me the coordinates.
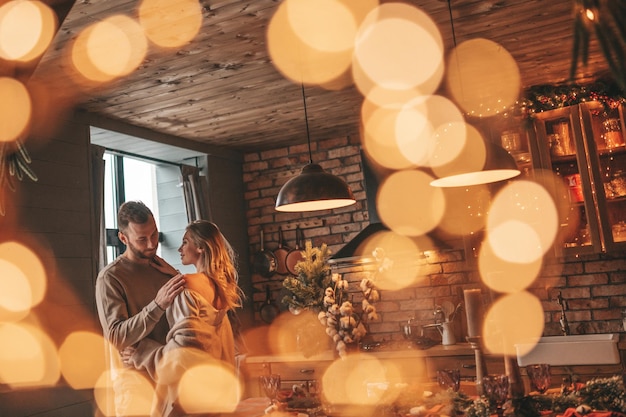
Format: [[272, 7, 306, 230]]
[[275, 84, 356, 212], [275, 163, 356, 212]]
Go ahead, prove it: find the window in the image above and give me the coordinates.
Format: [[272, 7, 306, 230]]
[[101, 151, 191, 270], [103, 152, 161, 263], [92, 126, 206, 271]]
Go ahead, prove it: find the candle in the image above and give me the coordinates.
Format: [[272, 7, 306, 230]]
[[464, 289, 484, 337]]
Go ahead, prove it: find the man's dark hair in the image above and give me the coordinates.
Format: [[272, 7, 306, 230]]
[[117, 201, 153, 234]]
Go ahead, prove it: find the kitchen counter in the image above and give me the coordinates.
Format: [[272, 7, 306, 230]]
[[245, 343, 477, 364]]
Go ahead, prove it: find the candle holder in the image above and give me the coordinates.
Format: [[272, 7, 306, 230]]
[[466, 336, 488, 396], [504, 355, 525, 399]]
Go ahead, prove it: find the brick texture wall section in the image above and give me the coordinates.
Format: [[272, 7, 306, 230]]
[[242, 133, 626, 345]]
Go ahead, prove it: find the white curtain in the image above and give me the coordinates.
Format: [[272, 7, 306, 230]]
[[90, 145, 107, 275], [180, 164, 211, 222]]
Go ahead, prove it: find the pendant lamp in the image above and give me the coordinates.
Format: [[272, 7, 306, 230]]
[[430, 0, 521, 188], [430, 141, 521, 187], [275, 85, 356, 212]]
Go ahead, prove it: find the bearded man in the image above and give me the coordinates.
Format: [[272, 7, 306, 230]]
[[95, 200, 185, 417]]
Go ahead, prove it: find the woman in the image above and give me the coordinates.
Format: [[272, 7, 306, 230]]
[[123, 220, 244, 417]]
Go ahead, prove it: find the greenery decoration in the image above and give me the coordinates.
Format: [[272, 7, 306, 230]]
[[392, 376, 626, 417], [470, 78, 626, 128], [281, 240, 333, 313], [281, 241, 383, 358], [520, 78, 626, 117]]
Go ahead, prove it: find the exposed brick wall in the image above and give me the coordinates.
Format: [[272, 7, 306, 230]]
[[242, 134, 626, 344]]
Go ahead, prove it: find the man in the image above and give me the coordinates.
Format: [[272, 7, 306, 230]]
[[96, 200, 185, 416]]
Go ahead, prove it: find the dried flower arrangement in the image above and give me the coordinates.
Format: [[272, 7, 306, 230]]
[[282, 241, 385, 357]]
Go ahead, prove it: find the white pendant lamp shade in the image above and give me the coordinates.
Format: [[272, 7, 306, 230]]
[[430, 142, 521, 187]]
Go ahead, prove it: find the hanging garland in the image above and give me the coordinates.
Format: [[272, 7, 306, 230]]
[[475, 78, 626, 125], [520, 78, 626, 117]]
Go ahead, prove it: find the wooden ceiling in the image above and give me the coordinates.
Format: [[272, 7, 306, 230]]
[[31, 0, 612, 153]]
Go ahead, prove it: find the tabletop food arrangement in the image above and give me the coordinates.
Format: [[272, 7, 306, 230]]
[[254, 365, 626, 417]]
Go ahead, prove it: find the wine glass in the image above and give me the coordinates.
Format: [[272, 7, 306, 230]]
[[259, 374, 281, 404], [437, 369, 461, 392], [482, 374, 509, 417], [526, 364, 551, 394]]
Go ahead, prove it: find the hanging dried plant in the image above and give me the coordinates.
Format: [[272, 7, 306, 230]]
[[0, 140, 38, 216]]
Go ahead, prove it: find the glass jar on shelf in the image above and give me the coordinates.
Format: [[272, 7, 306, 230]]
[[602, 118, 624, 149]]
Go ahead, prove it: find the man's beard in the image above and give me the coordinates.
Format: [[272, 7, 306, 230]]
[[126, 241, 157, 260]]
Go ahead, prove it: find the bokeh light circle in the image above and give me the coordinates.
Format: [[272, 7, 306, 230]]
[[178, 362, 241, 414], [323, 353, 401, 406], [482, 291, 544, 356], [59, 331, 108, 389], [138, 0, 202, 48], [286, 0, 356, 53], [0, 77, 32, 142], [377, 169, 445, 236], [354, 3, 443, 92], [446, 38, 521, 117], [437, 185, 491, 237], [267, 0, 357, 86], [397, 95, 465, 168], [94, 369, 154, 416], [0, 0, 57, 62], [71, 15, 148, 83], [478, 238, 542, 293], [0, 241, 46, 312], [357, 230, 428, 290], [362, 101, 415, 170], [0, 322, 60, 387], [430, 123, 486, 181], [487, 180, 558, 262]]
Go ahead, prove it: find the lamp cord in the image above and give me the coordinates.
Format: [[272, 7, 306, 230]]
[[447, 0, 457, 47], [301, 83, 313, 164]]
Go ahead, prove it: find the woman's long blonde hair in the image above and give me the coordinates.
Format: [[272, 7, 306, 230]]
[[186, 220, 243, 310]]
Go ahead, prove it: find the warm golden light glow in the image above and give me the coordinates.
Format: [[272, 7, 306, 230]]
[[94, 369, 155, 416], [377, 170, 444, 236], [59, 331, 107, 389], [178, 362, 241, 414], [358, 230, 428, 290], [0, 259, 31, 314], [482, 292, 544, 356], [362, 101, 414, 170], [0, 322, 60, 387], [323, 353, 395, 405], [355, 56, 443, 102], [267, 0, 355, 86], [267, 311, 303, 355], [430, 123, 485, 180], [71, 15, 147, 83], [0, 77, 31, 142], [396, 95, 465, 167], [478, 239, 542, 293], [0, 0, 57, 62], [446, 38, 520, 117], [487, 180, 558, 262], [286, 0, 356, 53], [534, 169, 581, 248], [353, 3, 443, 92], [138, 0, 202, 48], [437, 185, 490, 236], [0, 241, 46, 313]]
